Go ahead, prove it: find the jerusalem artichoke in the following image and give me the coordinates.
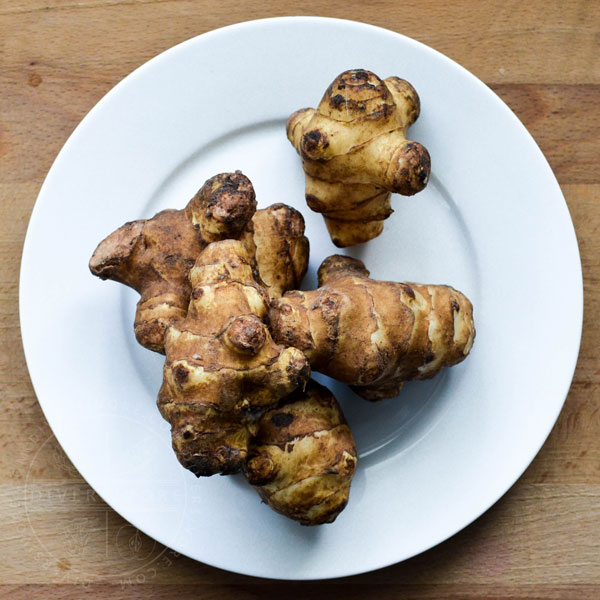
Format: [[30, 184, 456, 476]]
[[157, 239, 310, 477], [89, 172, 309, 353], [245, 380, 357, 525], [287, 69, 431, 247], [244, 202, 309, 300], [269, 255, 475, 401]]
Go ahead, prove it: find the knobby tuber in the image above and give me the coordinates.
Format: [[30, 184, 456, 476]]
[[287, 69, 431, 247], [89, 172, 309, 353], [249, 202, 309, 299], [269, 255, 475, 401], [157, 239, 310, 477], [245, 380, 357, 525]]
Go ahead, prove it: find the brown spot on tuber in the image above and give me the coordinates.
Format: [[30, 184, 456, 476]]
[[424, 352, 435, 364], [402, 284, 415, 299], [330, 94, 346, 108], [184, 446, 244, 477], [390, 142, 431, 195], [270, 412, 294, 428], [302, 129, 329, 158], [173, 364, 189, 385], [318, 255, 370, 285], [278, 303, 292, 315], [351, 69, 370, 81], [189, 171, 257, 244]]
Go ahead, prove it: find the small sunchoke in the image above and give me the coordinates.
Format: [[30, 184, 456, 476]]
[[245, 380, 357, 525], [287, 69, 431, 247], [249, 202, 309, 299]]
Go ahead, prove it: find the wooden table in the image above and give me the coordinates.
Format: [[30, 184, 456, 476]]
[[1, 1, 598, 597]]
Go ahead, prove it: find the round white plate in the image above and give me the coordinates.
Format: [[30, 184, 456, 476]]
[[20, 17, 582, 580]]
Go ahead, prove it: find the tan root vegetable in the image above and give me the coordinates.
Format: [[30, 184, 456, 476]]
[[89, 172, 309, 353], [248, 202, 309, 299], [157, 239, 310, 477], [245, 380, 357, 525], [287, 69, 431, 247], [270, 255, 475, 401]]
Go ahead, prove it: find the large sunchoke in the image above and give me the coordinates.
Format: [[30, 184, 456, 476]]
[[269, 255, 475, 401], [157, 239, 310, 477], [89, 172, 309, 353]]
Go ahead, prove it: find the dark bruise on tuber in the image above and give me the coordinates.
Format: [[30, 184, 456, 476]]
[[287, 69, 431, 247]]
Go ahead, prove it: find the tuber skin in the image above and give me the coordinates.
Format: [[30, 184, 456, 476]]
[[287, 69, 431, 247], [244, 202, 309, 300], [89, 172, 309, 353], [244, 380, 357, 525], [157, 239, 310, 477], [269, 255, 475, 401]]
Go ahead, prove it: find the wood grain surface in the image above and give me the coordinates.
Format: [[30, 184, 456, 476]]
[[1, 1, 599, 598]]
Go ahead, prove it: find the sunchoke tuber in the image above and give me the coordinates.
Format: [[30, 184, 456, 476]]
[[287, 69, 431, 247], [157, 239, 310, 477], [89, 172, 309, 353], [245, 380, 357, 525], [247, 202, 309, 299], [269, 255, 475, 401]]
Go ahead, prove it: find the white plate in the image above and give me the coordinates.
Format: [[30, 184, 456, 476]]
[[20, 17, 582, 579]]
